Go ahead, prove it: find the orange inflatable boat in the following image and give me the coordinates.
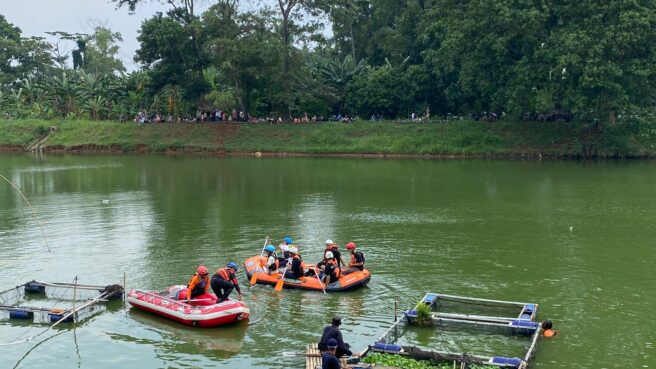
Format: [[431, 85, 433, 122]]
[[243, 255, 370, 292]]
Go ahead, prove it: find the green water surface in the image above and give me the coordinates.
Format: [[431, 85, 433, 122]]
[[0, 154, 654, 369]]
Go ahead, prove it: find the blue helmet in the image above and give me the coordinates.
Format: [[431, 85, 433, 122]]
[[284, 237, 293, 244], [265, 245, 276, 253], [227, 262, 238, 270]]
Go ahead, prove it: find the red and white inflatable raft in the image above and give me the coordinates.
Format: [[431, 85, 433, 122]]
[[127, 285, 249, 328]]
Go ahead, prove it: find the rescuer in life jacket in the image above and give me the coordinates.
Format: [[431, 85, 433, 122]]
[[341, 242, 365, 276], [319, 251, 339, 285], [186, 265, 210, 302], [264, 244, 280, 274], [211, 262, 243, 302], [541, 320, 558, 337], [284, 247, 305, 279]]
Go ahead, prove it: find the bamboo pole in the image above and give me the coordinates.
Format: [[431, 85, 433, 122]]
[[71, 277, 78, 323], [434, 312, 516, 323], [435, 293, 531, 307]]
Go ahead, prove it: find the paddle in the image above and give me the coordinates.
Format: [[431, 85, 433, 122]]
[[250, 236, 269, 286], [314, 265, 327, 294], [274, 257, 290, 292]]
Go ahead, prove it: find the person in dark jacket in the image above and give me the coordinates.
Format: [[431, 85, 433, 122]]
[[318, 315, 354, 358], [321, 338, 341, 369]]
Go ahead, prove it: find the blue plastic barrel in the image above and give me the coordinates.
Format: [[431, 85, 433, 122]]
[[9, 310, 34, 320], [491, 356, 523, 367], [24, 282, 46, 294], [49, 313, 74, 323], [372, 342, 402, 352]]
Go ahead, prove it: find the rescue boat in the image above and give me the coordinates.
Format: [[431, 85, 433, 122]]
[[243, 256, 371, 292], [127, 285, 249, 327]]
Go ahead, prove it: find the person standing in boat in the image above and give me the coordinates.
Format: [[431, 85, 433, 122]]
[[341, 242, 365, 275], [211, 262, 243, 302], [186, 265, 210, 302], [321, 338, 341, 369], [318, 315, 354, 359], [284, 247, 304, 279], [264, 244, 279, 275]]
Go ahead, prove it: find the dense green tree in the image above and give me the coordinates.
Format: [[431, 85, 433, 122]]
[[84, 27, 126, 75]]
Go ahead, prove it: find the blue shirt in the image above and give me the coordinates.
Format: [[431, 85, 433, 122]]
[[322, 352, 341, 369]]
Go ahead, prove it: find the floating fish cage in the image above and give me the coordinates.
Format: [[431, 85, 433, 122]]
[[0, 280, 124, 324], [362, 293, 542, 369]]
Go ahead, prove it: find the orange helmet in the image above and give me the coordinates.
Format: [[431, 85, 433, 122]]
[[346, 242, 356, 250], [197, 265, 208, 275]]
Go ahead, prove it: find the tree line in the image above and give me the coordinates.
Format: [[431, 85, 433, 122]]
[[2, 0, 656, 123]]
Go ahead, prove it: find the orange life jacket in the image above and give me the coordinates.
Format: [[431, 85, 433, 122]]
[[544, 329, 556, 337], [216, 268, 231, 281], [327, 259, 341, 278]]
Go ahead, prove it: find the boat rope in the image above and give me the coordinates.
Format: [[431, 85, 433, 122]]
[[0, 174, 50, 252]]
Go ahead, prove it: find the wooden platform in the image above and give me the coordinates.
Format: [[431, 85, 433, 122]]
[[305, 343, 349, 369]]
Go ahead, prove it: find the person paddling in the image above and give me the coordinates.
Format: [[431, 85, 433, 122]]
[[211, 262, 243, 302], [318, 315, 355, 359], [186, 265, 210, 302], [342, 242, 365, 275], [319, 251, 339, 285], [284, 247, 304, 279], [278, 237, 293, 268], [321, 338, 341, 369], [264, 244, 279, 275]]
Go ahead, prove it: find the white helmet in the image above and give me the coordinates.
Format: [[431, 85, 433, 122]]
[[325, 239, 334, 245], [281, 245, 290, 252], [289, 247, 298, 254], [325, 251, 334, 259]]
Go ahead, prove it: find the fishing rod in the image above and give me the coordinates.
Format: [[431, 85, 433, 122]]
[[0, 174, 50, 252]]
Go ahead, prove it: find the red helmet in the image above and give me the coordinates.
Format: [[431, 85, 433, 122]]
[[197, 265, 208, 275], [346, 242, 356, 250]]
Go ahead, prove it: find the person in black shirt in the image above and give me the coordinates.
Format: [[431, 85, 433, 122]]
[[322, 338, 341, 369], [284, 247, 304, 279], [342, 242, 365, 275], [318, 315, 354, 358]]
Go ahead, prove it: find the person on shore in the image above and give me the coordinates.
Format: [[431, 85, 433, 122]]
[[321, 338, 341, 369], [342, 242, 365, 275], [284, 247, 304, 279], [264, 244, 279, 274], [186, 265, 210, 302], [318, 315, 354, 359], [542, 320, 558, 337], [211, 262, 243, 302]]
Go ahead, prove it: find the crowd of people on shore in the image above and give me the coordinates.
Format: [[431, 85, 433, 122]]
[[129, 110, 361, 125]]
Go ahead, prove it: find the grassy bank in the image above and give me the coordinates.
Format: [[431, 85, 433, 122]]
[[1, 119, 655, 158]]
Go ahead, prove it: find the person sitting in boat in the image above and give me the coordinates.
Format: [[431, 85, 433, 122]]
[[542, 320, 558, 337], [319, 251, 339, 285], [264, 244, 279, 275], [321, 338, 341, 369], [284, 247, 304, 279], [341, 242, 365, 276], [318, 240, 345, 270], [211, 262, 243, 302], [186, 265, 210, 302], [278, 236, 293, 268], [278, 244, 290, 269], [318, 315, 354, 359]]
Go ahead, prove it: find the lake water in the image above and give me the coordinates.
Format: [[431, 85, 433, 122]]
[[0, 154, 654, 369]]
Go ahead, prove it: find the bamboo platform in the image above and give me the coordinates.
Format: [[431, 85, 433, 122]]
[[305, 343, 350, 369]]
